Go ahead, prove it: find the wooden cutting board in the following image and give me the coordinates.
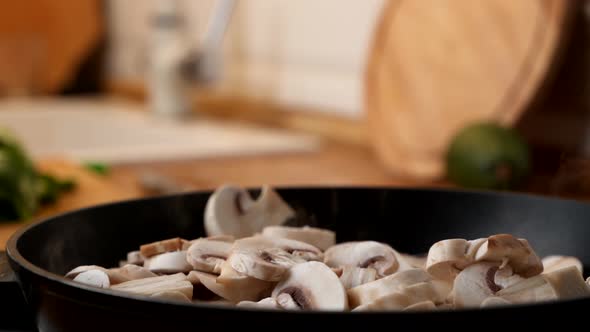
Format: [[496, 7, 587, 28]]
[[366, 0, 574, 179]]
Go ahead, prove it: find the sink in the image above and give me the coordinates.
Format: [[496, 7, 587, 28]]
[[0, 98, 320, 164]]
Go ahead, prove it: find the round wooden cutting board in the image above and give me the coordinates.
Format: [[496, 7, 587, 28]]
[[366, 0, 574, 179]]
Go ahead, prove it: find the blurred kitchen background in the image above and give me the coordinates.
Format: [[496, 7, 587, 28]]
[[2, 0, 590, 245]]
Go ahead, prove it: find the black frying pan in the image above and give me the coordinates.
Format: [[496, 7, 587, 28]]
[[1, 187, 589, 331]]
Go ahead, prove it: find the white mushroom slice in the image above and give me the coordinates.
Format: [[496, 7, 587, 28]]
[[204, 185, 295, 238], [186, 239, 233, 274], [324, 241, 401, 277], [228, 248, 306, 281], [261, 226, 336, 251], [67, 265, 132, 285], [272, 261, 347, 310], [352, 282, 441, 311], [425, 239, 471, 281], [140, 237, 188, 258], [495, 275, 556, 303], [399, 254, 427, 269], [276, 293, 302, 310], [233, 235, 323, 262], [111, 273, 192, 298], [127, 250, 145, 265], [493, 265, 524, 289], [182, 235, 235, 250], [237, 297, 280, 309], [112, 264, 157, 281], [404, 300, 436, 311], [73, 269, 110, 288], [65, 265, 108, 279], [150, 291, 191, 303], [144, 251, 192, 274], [542, 266, 590, 300], [339, 266, 377, 289], [480, 296, 512, 308], [195, 262, 274, 302], [452, 262, 503, 308], [347, 268, 431, 308], [474, 234, 543, 277], [542, 255, 583, 274], [587, 277, 590, 287]]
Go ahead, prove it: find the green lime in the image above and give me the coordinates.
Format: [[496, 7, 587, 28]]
[[446, 122, 530, 190]]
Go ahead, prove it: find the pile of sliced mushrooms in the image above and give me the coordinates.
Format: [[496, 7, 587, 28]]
[[65, 185, 590, 311]]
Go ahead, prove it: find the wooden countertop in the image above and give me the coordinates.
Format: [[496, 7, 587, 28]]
[[0, 138, 583, 250], [0, 141, 447, 249]]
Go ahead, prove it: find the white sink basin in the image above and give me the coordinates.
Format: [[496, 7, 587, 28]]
[[0, 98, 319, 164]]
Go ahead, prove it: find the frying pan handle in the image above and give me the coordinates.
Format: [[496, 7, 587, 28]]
[[0, 250, 36, 330]]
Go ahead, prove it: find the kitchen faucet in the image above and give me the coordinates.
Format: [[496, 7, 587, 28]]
[[149, 0, 236, 119]]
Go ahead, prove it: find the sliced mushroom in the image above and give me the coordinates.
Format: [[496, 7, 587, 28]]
[[542, 266, 590, 300], [425, 239, 471, 281], [542, 255, 583, 274], [150, 290, 192, 303], [493, 265, 524, 289], [276, 293, 302, 310], [261, 226, 336, 251], [452, 262, 502, 308], [339, 266, 377, 289], [399, 253, 427, 269], [404, 300, 436, 311], [126, 250, 145, 265], [237, 297, 281, 309], [72, 269, 110, 288], [194, 262, 274, 302], [271, 261, 347, 310], [233, 235, 323, 261], [474, 234, 543, 278], [324, 241, 403, 277], [204, 185, 295, 238], [66, 265, 133, 285], [347, 268, 431, 308], [228, 247, 306, 281], [66, 265, 108, 279], [112, 264, 157, 281], [144, 251, 192, 274], [111, 273, 192, 298], [139, 237, 188, 258], [480, 296, 511, 308], [352, 282, 443, 311], [495, 275, 556, 303], [186, 239, 233, 274]]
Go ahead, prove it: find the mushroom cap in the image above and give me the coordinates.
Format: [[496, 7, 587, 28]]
[[262, 226, 336, 251], [228, 247, 306, 281], [144, 251, 192, 274], [452, 262, 502, 308], [186, 239, 233, 274], [73, 269, 111, 288], [324, 241, 400, 277], [272, 261, 347, 310], [204, 185, 295, 238], [474, 234, 543, 278], [347, 268, 431, 308]]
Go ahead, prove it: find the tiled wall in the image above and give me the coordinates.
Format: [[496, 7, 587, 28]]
[[106, 0, 385, 117]]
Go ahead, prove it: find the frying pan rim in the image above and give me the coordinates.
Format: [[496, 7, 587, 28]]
[[6, 186, 590, 314]]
